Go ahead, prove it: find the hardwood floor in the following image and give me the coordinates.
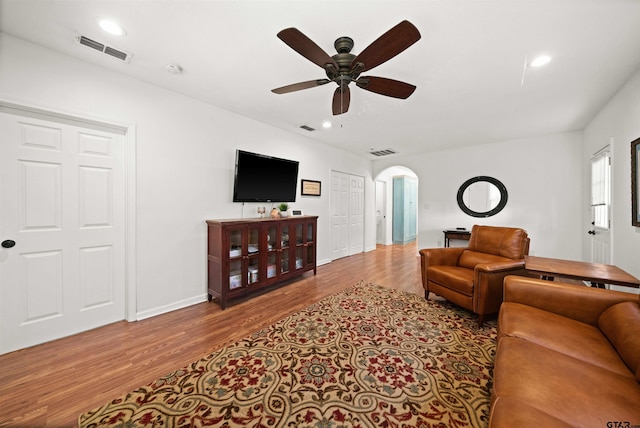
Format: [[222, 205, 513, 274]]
[[0, 243, 423, 427]]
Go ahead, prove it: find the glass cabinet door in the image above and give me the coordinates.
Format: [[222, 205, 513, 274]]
[[228, 226, 244, 290], [304, 220, 316, 267], [293, 221, 305, 271], [247, 225, 261, 284], [266, 224, 278, 279], [266, 223, 291, 278], [281, 225, 290, 274]]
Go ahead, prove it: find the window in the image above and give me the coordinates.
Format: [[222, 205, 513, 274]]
[[591, 149, 610, 229]]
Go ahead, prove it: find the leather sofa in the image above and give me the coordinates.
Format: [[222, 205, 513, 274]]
[[490, 275, 640, 427], [420, 225, 530, 326]]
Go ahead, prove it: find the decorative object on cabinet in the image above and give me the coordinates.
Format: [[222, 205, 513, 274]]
[[301, 179, 321, 196], [632, 137, 640, 227], [457, 176, 508, 218], [206, 216, 318, 309], [278, 203, 289, 217], [270, 208, 280, 218]]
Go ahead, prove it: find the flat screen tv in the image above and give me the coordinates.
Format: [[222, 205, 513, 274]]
[[233, 150, 299, 202]]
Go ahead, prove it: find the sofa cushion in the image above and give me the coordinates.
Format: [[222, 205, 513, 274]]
[[489, 397, 574, 428], [499, 301, 633, 378], [493, 337, 640, 427], [427, 265, 474, 296], [458, 250, 512, 270], [599, 301, 640, 382]]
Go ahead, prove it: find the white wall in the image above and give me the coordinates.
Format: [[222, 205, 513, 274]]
[[0, 34, 376, 317], [583, 68, 640, 292], [373, 132, 584, 259]]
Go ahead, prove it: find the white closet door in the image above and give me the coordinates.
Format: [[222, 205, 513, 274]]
[[330, 171, 364, 260], [0, 111, 126, 354], [349, 175, 364, 255], [331, 171, 349, 260]]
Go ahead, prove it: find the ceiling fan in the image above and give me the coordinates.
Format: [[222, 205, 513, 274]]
[[271, 20, 421, 115]]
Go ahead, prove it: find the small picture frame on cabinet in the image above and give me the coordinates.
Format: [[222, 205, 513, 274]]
[[301, 179, 321, 196]]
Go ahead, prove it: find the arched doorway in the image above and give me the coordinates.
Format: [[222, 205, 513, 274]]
[[374, 166, 419, 246]]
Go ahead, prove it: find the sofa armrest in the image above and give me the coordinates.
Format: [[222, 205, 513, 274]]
[[473, 261, 528, 317], [503, 275, 639, 326], [419, 247, 466, 288], [420, 247, 465, 266]]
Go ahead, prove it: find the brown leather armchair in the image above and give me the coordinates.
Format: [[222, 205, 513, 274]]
[[419, 225, 530, 326]]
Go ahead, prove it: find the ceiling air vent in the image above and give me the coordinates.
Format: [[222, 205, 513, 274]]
[[299, 125, 315, 132], [369, 148, 398, 157], [76, 35, 132, 62]]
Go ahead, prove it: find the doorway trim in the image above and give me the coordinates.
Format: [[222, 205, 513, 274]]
[[0, 98, 137, 322], [374, 166, 419, 248]]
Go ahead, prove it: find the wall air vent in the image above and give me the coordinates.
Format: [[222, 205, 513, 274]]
[[76, 35, 132, 62], [369, 148, 398, 157], [299, 125, 315, 132]]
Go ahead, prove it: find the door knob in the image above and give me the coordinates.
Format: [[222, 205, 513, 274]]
[[1, 240, 16, 248], [588, 230, 596, 235]]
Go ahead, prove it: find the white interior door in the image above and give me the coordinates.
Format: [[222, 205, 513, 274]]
[[0, 110, 126, 354], [331, 171, 349, 260], [349, 175, 364, 255], [589, 147, 612, 265]]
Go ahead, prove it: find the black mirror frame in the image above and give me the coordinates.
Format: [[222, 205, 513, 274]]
[[632, 137, 640, 227], [456, 176, 508, 218]]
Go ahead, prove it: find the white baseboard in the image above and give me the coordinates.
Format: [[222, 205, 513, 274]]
[[136, 293, 207, 321]]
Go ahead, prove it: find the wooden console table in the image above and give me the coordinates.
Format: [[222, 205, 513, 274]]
[[443, 229, 471, 247], [207, 216, 318, 309], [524, 255, 640, 289]]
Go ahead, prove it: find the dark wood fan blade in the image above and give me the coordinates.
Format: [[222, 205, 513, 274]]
[[277, 28, 339, 69], [272, 79, 331, 94], [351, 20, 421, 73], [332, 86, 350, 115], [355, 76, 416, 99]]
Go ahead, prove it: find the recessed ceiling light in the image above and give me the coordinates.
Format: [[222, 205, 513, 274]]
[[98, 19, 126, 36], [529, 55, 551, 67], [322, 121, 332, 129]]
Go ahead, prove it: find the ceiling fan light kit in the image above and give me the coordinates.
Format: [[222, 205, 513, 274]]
[[272, 20, 421, 115]]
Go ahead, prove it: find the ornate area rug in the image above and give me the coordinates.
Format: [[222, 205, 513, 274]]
[[79, 281, 497, 428]]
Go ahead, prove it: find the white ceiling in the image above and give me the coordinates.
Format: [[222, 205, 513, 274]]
[[1, 0, 640, 159]]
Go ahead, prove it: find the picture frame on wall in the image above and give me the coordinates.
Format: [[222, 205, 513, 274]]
[[301, 179, 321, 196], [632, 137, 640, 227]]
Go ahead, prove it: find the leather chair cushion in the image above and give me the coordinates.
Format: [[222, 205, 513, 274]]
[[458, 250, 512, 270], [467, 225, 528, 259], [499, 302, 633, 378], [493, 337, 640, 427], [489, 397, 574, 428], [599, 302, 640, 381], [427, 265, 474, 296]]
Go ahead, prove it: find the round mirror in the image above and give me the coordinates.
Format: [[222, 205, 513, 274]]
[[457, 176, 508, 217]]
